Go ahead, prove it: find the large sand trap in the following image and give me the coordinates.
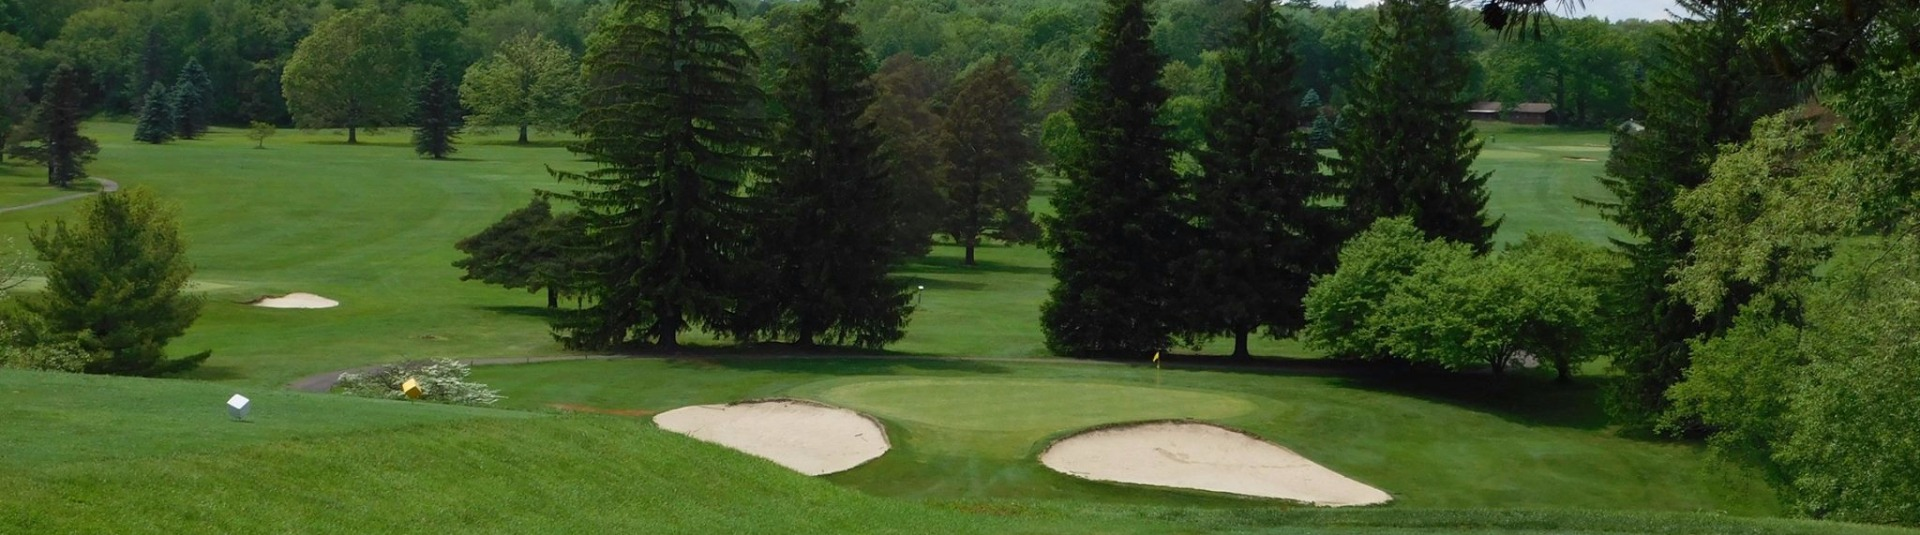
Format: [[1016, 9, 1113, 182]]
[[653, 399, 889, 476], [250, 293, 339, 309], [1040, 421, 1392, 506]]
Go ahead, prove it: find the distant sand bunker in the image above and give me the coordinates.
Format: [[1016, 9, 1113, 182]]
[[249, 293, 340, 309], [1041, 421, 1392, 506], [653, 399, 889, 476]]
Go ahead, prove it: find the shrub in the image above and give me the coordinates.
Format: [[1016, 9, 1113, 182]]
[[336, 358, 502, 406]]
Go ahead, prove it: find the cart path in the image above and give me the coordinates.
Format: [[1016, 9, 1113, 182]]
[[0, 177, 120, 215]]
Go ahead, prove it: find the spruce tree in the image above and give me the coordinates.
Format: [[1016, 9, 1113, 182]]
[[5, 64, 97, 188], [1589, 0, 1793, 433], [738, 0, 911, 349], [548, 0, 768, 350], [133, 83, 174, 144], [171, 59, 211, 139], [1300, 88, 1322, 111], [1040, 0, 1190, 357], [937, 56, 1043, 265], [1184, 0, 1333, 358], [412, 62, 461, 159], [168, 79, 203, 141], [1309, 113, 1334, 149], [1329, 0, 1499, 252]]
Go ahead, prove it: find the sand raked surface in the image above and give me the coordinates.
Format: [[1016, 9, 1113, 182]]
[[653, 399, 889, 476], [1040, 421, 1392, 507], [249, 293, 340, 309]]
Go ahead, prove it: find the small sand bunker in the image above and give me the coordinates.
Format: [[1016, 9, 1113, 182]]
[[1562, 156, 1600, 162], [1041, 421, 1392, 506], [653, 399, 889, 476], [250, 293, 340, 309]]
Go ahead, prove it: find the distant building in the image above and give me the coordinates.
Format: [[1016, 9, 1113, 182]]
[[1510, 102, 1556, 125], [1467, 101, 1503, 122]]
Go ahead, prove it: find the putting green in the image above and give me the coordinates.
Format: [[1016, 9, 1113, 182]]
[[812, 377, 1257, 433]]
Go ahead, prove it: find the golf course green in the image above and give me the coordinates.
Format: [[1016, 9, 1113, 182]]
[[4, 122, 1913, 534]]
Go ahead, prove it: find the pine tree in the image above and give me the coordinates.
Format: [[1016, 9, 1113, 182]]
[[937, 56, 1043, 265], [737, 0, 911, 349], [4, 63, 97, 188], [1329, 0, 1499, 252], [1040, 0, 1190, 357], [172, 58, 211, 139], [1588, 0, 1793, 433], [548, 0, 769, 350], [1183, 0, 1333, 358], [1300, 88, 1322, 111], [412, 62, 461, 159], [1309, 113, 1334, 149], [133, 83, 174, 144]]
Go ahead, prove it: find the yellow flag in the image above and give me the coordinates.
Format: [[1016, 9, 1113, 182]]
[[1152, 351, 1161, 363]]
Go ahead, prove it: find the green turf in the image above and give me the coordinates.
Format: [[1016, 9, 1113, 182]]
[[7, 368, 1913, 535], [6, 122, 1896, 533], [470, 358, 1779, 514]]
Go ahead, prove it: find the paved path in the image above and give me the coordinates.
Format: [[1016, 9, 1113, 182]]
[[0, 177, 120, 215], [286, 352, 1364, 393]]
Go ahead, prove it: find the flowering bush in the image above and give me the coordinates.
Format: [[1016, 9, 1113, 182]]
[[335, 358, 502, 406]]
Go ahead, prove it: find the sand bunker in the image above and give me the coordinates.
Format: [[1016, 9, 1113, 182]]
[[653, 399, 889, 476], [1040, 421, 1392, 506], [249, 293, 340, 309]]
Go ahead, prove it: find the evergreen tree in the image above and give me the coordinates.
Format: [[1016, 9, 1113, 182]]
[[548, 0, 769, 350], [737, 0, 912, 349], [168, 80, 203, 141], [1300, 88, 1322, 110], [1588, 0, 1793, 433], [1184, 0, 1333, 358], [1309, 113, 1334, 149], [25, 188, 209, 376], [4, 63, 97, 188], [937, 56, 1043, 265], [1040, 0, 1190, 357], [1329, 0, 1499, 252], [133, 83, 174, 144], [172, 59, 211, 139], [454, 197, 578, 309], [412, 62, 461, 159]]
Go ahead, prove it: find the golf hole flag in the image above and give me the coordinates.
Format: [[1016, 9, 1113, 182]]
[[402, 378, 424, 399], [227, 394, 251, 420], [1153, 352, 1161, 365]]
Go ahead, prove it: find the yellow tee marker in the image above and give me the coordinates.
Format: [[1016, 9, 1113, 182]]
[[401, 378, 424, 400]]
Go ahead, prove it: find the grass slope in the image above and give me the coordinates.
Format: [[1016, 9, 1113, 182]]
[[6, 369, 1910, 535], [472, 358, 1774, 513]]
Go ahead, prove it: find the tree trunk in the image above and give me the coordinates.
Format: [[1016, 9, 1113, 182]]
[[1232, 328, 1251, 359], [1491, 357, 1507, 378], [964, 237, 977, 265], [658, 328, 679, 350], [347, 126, 358, 144], [546, 287, 558, 309], [797, 329, 816, 348], [518, 124, 529, 144], [1555, 358, 1572, 384]]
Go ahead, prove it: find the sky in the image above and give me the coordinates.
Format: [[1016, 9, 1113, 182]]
[[1321, 0, 1681, 21]]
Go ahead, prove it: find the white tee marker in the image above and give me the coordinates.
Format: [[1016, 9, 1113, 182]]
[[227, 394, 251, 421]]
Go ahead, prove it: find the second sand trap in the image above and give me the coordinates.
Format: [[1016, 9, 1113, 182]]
[[653, 399, 888, 476], [250, 293, 340, 309], [1041, 421, 1392, 506]]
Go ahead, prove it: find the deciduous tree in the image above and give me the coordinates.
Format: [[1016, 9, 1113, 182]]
[[459, 33, 582, 144], [281, 8, 418, 144], [936, 56, 1042, 265]]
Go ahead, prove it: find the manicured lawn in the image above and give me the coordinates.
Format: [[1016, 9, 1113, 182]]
[[471, 358, 1779, 513], [7, 368, 1912, 535]]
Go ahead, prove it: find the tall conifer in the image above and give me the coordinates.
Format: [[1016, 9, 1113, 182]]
[[548, 0, 768, 350], [172, 59, 211, 139], [1040, 0, 1189, 357], [5, 64, 97, 188], [412, 62, 461, 159], [133, 83, 175, 144], [1589, 0, 1793, 433], [1183, 0, 1333, 358], [1329, 0, 1498, 251], [737, 0, 911, 349]]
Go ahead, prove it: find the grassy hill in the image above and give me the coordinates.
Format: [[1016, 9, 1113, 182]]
[[4, 369, 1913, 534]]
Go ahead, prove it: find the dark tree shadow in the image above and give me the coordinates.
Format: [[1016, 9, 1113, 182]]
[[177, 364, 246, 381], [1330, 370, 1614, 431], [689, 355, 1014, 376], [479, 305, 567, 320], [469, 139, 573, 149], [900, 254, 1051, 276]]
